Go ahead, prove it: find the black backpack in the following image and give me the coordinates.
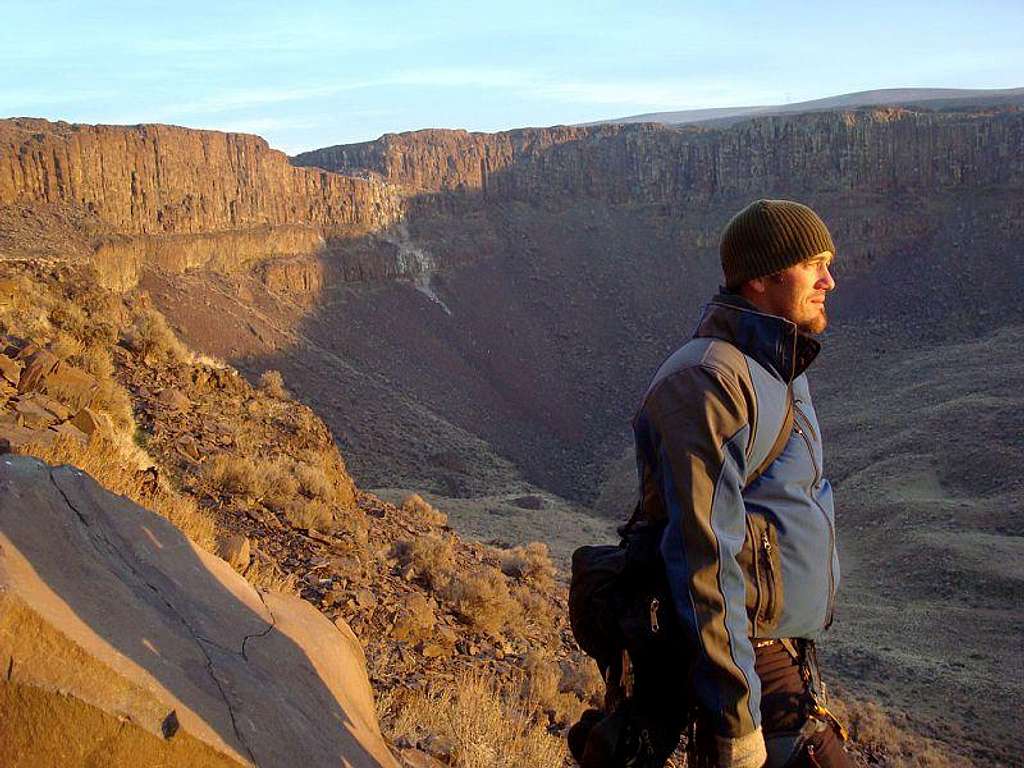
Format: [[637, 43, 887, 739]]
[[568, 517, 710, 768], [567, 394, 794, 768]]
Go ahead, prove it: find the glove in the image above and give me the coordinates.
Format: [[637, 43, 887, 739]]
[[716, 727, 767, 768]]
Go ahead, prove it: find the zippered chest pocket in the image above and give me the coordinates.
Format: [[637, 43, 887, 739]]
[[792, 400, 823, 487], [746, 513, 783, 634]]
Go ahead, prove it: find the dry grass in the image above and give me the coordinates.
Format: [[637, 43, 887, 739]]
[[521, 651, 589, 726], [48, 297, 88, 339], [512, 583, 557, 629], [1, 274, 53, 340], [126, 307, 188, 364], [259, 369, 289, 399], [392, 533, 455, 589], [296, 461, 335, 501], [439, 566, 521, 635], [499, 542, 556, 589], [19, 432, 217, 554], [21, 432, 142, 498], [157, 493, 217, 554], [380, 671, 567, 768], [76, 345, 115, 380], [829, 694, 956, 768], [204, 454, 261, 497], [401, 493, 448, 526], [260, 457, 301, 510], [90, 378, 135, 433], [283, 498, 335, 532], [50, 330, 85, 361]]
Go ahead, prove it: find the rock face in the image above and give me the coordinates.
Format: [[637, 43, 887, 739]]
[[0, 119, 403, 285], [0, 455, 397, 768], [0, 119, 402, 236], [294, 107, 1024, 203]]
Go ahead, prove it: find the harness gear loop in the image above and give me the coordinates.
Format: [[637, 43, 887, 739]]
[[797, 639, 849, 743]]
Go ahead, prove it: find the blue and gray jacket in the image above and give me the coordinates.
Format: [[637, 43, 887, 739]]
[[632, 292, 839, 741]]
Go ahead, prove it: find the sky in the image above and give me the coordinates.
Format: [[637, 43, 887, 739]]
[[2, 0, 1022, 154]]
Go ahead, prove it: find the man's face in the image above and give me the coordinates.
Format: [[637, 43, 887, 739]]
[[757, 251, 836, 334]]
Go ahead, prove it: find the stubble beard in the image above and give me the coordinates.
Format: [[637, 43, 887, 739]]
[[799, 307, 829, 335]]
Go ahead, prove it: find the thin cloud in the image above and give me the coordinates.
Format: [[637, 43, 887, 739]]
[[216, 116, 321, 134], [160, 82, 380, 117], [385, 67, 740, 111], [131, 28, 416, 57], [390, 67, 536, 90], [0, 88, 119, 110]]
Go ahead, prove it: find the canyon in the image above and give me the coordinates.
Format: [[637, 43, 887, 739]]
[[1, 101, 1022, 765]]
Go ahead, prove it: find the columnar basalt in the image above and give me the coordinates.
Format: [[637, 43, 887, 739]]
[[295, 108, 1024, 204], [0, 119, 403, 236], [0, 119, 405, 286]]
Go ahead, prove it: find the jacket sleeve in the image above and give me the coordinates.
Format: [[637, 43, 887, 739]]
[[634, 363, 761, 741]]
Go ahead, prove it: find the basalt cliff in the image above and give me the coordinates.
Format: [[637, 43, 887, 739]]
[[0, 118, 402, 289]]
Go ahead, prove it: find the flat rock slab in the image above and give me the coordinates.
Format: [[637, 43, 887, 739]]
[[0, 455, 397, 768]]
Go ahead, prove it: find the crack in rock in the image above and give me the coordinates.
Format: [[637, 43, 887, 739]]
[[47, 466, 265, 767], [241, 589, 277, 662]]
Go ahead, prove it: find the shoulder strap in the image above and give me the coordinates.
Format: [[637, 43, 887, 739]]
[[619, 500, 643, 537], [623, 386, 794, 534], [745, 385, 794, 490]]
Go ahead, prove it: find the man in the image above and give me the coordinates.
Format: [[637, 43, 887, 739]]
[[632, 199, 847, 768]]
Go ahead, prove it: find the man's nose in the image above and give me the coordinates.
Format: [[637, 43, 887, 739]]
[[819, 266, 836, 291]]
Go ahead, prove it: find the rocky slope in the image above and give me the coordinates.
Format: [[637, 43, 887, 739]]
[[0, 259, 601, 767], [0, 258, 958, 768]]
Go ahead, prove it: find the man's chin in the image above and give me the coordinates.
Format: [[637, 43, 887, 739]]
[[799, 311, 828, 335]]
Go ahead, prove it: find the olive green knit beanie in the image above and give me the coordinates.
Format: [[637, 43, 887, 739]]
[[720, 199, 835, 289]]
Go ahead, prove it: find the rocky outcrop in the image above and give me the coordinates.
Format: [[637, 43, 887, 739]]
[[0, 119, 402, 236], [294, 124, 610, 196], [295, 107, 1024, 204], [0, 119, 404, 287], [0, 454, 397, 768]]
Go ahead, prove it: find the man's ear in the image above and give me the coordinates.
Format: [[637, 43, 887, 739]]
[[744, 276, 767, 296]]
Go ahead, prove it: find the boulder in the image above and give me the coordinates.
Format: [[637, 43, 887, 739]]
[[48, 421, 89, 445], [0, 423, 47, 452], [158, 386, 192, 412], [70, 407, 113, 436], [43, 363, 98, 410], [17, 349, 59, 393], [216, 533, 251, 572], [0, 354, 21, 385], [13, 397, 57, 429], [0, 456, 398, 768], [40, 396, 72, 421]]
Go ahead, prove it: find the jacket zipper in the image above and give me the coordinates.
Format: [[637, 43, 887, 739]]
[[793, 414, 837, 627], [761, 530, 778, 625], [794, 400, 819, 442], [747, 516, 765, 635]]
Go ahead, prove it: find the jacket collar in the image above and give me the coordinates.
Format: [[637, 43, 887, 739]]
[[693, 291, 821, 382]]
